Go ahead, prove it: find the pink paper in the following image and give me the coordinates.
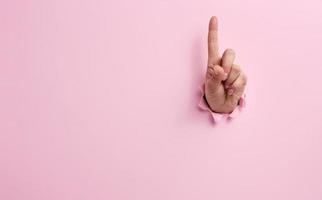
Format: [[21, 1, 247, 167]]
[[1, 0, 322, 199]]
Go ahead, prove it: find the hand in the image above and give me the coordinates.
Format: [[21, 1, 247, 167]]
[[205, 16, 247, 114]]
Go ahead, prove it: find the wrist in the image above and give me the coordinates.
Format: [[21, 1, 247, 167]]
[[204, 95, 237, 114]]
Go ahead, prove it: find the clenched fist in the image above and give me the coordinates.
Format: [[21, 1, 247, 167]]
[[205, 16, 247, 114]]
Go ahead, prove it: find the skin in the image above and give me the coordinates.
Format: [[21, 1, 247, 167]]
[[205, 16, 247, 114]]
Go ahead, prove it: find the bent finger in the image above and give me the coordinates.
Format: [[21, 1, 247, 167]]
[[221, 49, 235, 74], [206, 64, 227, 91], [225, 64, 241, 88], [226, 72, 247, 100]]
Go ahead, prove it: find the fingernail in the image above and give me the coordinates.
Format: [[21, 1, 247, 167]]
[[223, 73, 228, 80], [228, 88, 234, 95]]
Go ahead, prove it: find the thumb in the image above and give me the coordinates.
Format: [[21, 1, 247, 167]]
[[206, 65, 227, 92]]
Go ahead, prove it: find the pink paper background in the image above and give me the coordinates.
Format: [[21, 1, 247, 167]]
[[1, 0, 322, 199]]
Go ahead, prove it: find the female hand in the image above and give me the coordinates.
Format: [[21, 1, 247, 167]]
[[205, 16, 247, 113]]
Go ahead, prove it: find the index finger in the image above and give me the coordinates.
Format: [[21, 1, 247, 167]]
[[208, 16, 220, 65]]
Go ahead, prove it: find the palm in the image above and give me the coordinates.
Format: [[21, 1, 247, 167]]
[[205, 17, 247, 113]]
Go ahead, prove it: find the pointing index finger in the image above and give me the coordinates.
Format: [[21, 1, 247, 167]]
[[208, 16, 220, 64]]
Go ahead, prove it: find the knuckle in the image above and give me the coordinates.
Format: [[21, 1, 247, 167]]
[[206, 72, 212, 79], [208, 36, 218, 43], [241, 74, 247, 86], [206, 68, 214, 79], [213, 65, 223, 73], [225, 48, 235, 55], [207, 66, 214, 73], [215, 65, 224, 73], [233, 65, 241, 73]]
